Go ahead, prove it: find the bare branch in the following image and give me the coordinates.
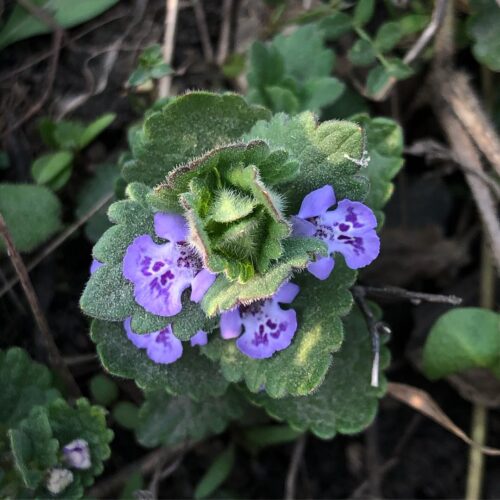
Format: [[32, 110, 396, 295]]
[[158, 0, 179, 98], [355, 285, 462, 306]]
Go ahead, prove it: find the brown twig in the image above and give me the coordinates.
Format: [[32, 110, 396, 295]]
[[216, 0, 234, 66], [372, 0, 448, 101], [158, 0, 179, 98], [192, 0, 214, 63], [284, 434, 307, 500], [0, 214, 81, 398], [355, 285, 462, 306], [352, 288, 391, 388], [0, 192, 113, 300], [365, 420, 381, 499]]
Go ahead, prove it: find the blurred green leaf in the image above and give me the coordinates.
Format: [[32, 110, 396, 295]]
[[112, 402, 139, 430], [240, 424, 302, 453], [79, 113, 116, 149], [194, 445, 235, 500], [89, 374, 119, 406], [318, 12, 352, 40], [222, 53, 246, 78], [374, 21, 404, 52], [31, 151, 73, 189], [0, 183, 62, 253], [423, 308, 500, 380], [467, 0, 500, 71], [0, 151, 10, 170], [0, 0, 119, 50], [353, 0, 374, 26], [348, 39, 376, 66]]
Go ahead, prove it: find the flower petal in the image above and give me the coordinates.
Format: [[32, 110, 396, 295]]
[[190, 330, 208, 346], [154, 212, 188, 242], [90, 259, 103, 274], [307, 255, 335, 280], [291, 216, 316, 237], [190, 269, 216, 303], [123, 235, 198, 317], [329, 228, 380, 269], [146, 325, 183, 364], [273, 282, 300, 304], [322, 199, 377, 234], [236, 302, 297, 359], [220, 308, 242, 339], [298, 185, 335, 219], [124, 317, 151, 348]]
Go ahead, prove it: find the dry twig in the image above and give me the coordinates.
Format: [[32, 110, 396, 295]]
[[159, 0, 179, 98], [284, 434, 307, 500], [192, 0, 214, 63], [355, 285, 462, 306], [216, 0, 234, 66], [0, 214, 81, 398]]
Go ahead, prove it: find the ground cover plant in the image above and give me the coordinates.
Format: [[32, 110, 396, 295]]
[[0, 0, 499, 498]]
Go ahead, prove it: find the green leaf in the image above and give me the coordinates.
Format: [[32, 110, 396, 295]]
[[31, 151, 74, 189], [123, 92, 271, 186], [247, 25, 339, 114], [112, 402, 139, 430], [373, 21, 404, 52], [422, 308, 500, 380], [240, 424, 302, 453], [467, 0, 500, 71], [365, 65, 390, 96], [246, 305, 389, 438], [89, 374, 119, 407], [79, 113, 116, 149], [243, 112, 369, 213], [350, 114, 404, 225], [386, 58, 414, 79], [0, 151, 10, 170], [318, 12, 352, 40], [203, 260, 356, 398], [0, 0, 119, 50], [194, 445, 235, 500], [52, 121, 86, 150], [90, 320, 229, 400], [399, 13, 430, 35], [353, 0, 374, 26], [201, 237, 327, 316], [75, 163, 120, 243], [222, 53, 246, 79], [0, 183, 62, 253], [136, 388, 247, 447], [348, 39, 376, 66], [8, 406, 59, 490]]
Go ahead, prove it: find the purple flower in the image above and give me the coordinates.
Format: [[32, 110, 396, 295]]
[[190, 330, 208, 347], [90, 259, 103, 274], [292, 185, 380, 280], [220, 282, 299, 359], [123, 213, 216, 317], [62, 439, 91, 470], [46, 468, 73, 494], [124, 317, 183, 364]]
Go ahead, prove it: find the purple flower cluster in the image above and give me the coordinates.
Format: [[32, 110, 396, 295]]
[[93, 186, 379, 363]]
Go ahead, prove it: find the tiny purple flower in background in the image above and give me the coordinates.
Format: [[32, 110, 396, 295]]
[[220, 282, 299, 359], [123, 213, 216, 317], [63, 439, 91, 470], [124, 318, 183, 364], [90, 259, 103, 274], [292, 185, 380, 280], [190, 330, 208, 347]]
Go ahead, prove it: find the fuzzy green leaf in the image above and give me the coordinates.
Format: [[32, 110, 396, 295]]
[[246, 305, 389, 438], [202, 260, 356, 398], [244, 112, 369, 213], [8, 406, 59, 490], [136, 388, 247, 448], [423, 308, 500, 380], [247, 25, 342, 114], [90, 320, 229, 400], [467, 0, 500, 71], [201, 237, 327, 316], [122, 92, 271, 186], [350, 114, 404, 224], [0, 183, 62, 253]]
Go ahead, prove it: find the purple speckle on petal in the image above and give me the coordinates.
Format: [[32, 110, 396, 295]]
[[63, 439, 91, 470]]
